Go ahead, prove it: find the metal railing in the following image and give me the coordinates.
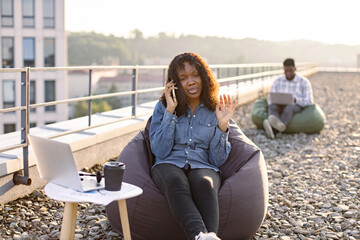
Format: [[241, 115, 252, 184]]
[[0, 62, 318, 185], [318, 67, 360, 73]]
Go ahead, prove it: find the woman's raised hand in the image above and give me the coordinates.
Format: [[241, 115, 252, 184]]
[[164, 80, 178, 114], [215, 94, 238, 132]]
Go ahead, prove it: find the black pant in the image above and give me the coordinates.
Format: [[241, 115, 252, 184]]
[[151, 163, 221, 240]]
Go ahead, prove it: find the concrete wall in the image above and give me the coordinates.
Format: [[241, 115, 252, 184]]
[[0, 129, 141, 204]]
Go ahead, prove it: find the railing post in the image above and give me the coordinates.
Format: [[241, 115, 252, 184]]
[[13, 68, 32, 186], [88, 69, 92, 126], [217, 68, 220, 79], [250, 67, 254, 83], [132, 67, 138, 116], [162, 68, 166, 86], [236, 68, 240, 100]]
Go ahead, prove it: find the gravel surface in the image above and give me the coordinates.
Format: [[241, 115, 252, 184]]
[[235, 72, 360, 240], [1, 72, 359, 240]]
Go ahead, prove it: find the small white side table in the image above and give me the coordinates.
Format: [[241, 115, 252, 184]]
[[45, 182, 142, 240]]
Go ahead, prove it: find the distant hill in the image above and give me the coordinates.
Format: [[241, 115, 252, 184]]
[[67, 31, 360, 67]]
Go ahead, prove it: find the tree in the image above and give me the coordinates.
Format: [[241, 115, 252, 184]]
[[129, 29, 144, 40], [74, 100, 112, 118], [107, 83, 122, 110], [67, 32, 132, 66], [93, 100, 112, 113]]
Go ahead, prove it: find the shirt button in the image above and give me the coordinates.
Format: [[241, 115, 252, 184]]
[[188, 115, 190, 117], [193, 115, 196, 117], [189, 139, 192, 141], [190, 126, 192, 129], [208, 124, 210, 126]]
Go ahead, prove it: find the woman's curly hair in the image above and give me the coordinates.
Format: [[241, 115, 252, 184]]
[[160, 52, 219, 117]]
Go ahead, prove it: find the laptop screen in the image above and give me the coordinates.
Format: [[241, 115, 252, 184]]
[[29, 135, 83, 191], [269, 92, 293, 105]]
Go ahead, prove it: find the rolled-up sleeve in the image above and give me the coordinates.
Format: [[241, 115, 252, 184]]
[[150, 102, 177, 159], [208, 126, 232, 167]]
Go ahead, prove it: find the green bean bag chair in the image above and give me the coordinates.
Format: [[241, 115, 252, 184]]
[[106, 117, 269, 240], [251, 97, 326, 133]]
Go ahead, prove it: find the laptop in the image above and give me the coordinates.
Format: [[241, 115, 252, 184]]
[[269, 92, 294, 105], [29, 135, 105, 192]]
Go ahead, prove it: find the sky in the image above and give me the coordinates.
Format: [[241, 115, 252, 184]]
[[65, 0, 360, 46]]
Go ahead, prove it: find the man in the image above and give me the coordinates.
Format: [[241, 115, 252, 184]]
[[263, 58, 313, 139]]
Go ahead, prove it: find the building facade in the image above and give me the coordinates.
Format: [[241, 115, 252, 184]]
[[0, 0, 67, 134]]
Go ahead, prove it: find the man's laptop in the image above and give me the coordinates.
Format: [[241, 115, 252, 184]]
[[269, 92, 294, 105], [29, 135, 105, 192]]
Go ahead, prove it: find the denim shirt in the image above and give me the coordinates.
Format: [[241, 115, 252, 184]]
[[149, 101, 231, 172]]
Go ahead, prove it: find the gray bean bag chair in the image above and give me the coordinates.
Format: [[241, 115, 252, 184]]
[[106, 117, 268, 240], [251, 97, 326, 134]]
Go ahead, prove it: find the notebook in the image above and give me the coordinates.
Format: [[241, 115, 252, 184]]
[[269, 92, 294, 105], [29, 135, 105, 192]]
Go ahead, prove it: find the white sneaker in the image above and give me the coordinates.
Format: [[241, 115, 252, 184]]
[[263, 119, 274, 139], [195, 232, 221, 240], [268, 115, 286, 132]]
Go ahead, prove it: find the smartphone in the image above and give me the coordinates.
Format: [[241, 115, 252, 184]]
[[171, 89, 177, 103]]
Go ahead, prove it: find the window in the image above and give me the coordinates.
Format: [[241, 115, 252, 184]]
[[23, 0, 35, 28], [1, 37, 14, 68], [1, 0, 13, 27], [45, 80, 55, 111], [44, 38, 55, 67], [43, 0, 54, 28], [4, 123, 16, 133], [23, 37, 35, 67], [30, 80, 36, 112], [30, 122, 36, 128], [2, 80, 15, 110]]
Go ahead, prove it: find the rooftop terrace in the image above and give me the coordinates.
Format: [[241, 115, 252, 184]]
[[0, 63, 318, 204], [0, 70, 359, 239]]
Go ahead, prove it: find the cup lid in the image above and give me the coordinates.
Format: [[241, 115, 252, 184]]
[[103, 162, 125, 168]]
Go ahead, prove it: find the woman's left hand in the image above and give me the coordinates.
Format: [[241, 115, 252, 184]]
[[215, 94, 238, 132]]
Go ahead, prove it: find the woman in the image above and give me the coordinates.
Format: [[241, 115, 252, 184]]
[[150, 52, 237, 240]]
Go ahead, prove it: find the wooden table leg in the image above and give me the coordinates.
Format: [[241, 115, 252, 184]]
[[118, 199, 131, 240], [60, 202, 78, 240]]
